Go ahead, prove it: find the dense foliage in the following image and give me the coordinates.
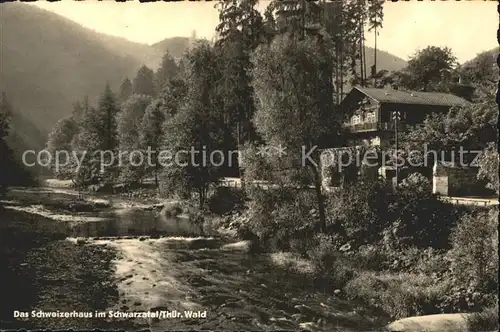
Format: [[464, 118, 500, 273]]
[[38, 2, 498, 323]]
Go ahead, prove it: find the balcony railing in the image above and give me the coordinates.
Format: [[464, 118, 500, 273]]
[[345, 121, 408, 133], [346, 121, 378, 132], [379, 121, 408, 131]]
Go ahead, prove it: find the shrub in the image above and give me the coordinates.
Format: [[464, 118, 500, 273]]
[[399, 172, 431, 192], [158, 166, 191, 199], [326, 179, 393, 246], [327, 174, 462, 250], [465, 304, 499, 332], [448, 207, 498, 294], [386, 181, 462, 249], [306, 233, 338, 271], [188, 211, 205, 226], [161, 201, 184, 217], [349, 244, 392, 271], [207, 186, 246, 215], [438, 286, 498, 313], [245, 186, 317, 252], [396, 247, 450, 276], [345, 272, 450, 319]]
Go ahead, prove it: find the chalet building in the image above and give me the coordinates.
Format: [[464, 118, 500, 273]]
[[320, 86, 487, 194], [340, 86, 471, 149]]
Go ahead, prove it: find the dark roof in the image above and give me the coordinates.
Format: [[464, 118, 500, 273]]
[[352, 86, 470, 107]]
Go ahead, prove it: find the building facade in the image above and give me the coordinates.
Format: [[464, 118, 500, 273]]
[[321, 86, 473, 190], [340, 86, 470, 149]]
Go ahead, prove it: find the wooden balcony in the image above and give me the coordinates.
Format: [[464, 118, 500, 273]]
[[345, 121, 408, 133], [345, 121, 378, 132]]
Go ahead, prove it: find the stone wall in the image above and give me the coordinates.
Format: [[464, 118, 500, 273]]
[[432, 162, 487, 196], [447, 167, 482, 196]]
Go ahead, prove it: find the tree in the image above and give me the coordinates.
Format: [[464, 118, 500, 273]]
[[117, 94, 153, 185], [250, 35, 338, 232], [118, 94, 153, 152], [140, 100, 165, 188], [449, 208, 498, 294], [0, 93, 34, 198], [459, 50, 498, 100], [477, 143, 499, 194], [215, 0, 265, 179], [401, 99, 497, 164], [393, 46, 458, 92], [70, 98, 101, 189], [160, 78, 188, 118], [46, 116, 78, 178], [267, 0, 323, 39], [160, 42, 226, 208], [140, 78, 187, 188], [154, 52, 179, 95], [460, 50, 498, 86], [97, 84, 120, 153], [132, 65, 155, 97], [0, 92, 11, 143], [0, 92, 14, 199], [72, 85, 120, 187], [118, 77, 133, 104]]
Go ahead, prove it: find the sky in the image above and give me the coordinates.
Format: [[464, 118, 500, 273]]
[[31, 0, 497, 64]]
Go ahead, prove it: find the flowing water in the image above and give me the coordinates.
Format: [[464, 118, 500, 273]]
[[1, 188, 387, 331]]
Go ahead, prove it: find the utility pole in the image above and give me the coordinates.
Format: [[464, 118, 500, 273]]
[[392, 110, 400, 190], [373, 25, 377, 87]]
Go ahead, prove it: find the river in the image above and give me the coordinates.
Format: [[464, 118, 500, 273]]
[[0, 187, 387, 331]]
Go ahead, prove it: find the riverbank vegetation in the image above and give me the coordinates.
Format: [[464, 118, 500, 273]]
[[204, 176, 498, 324]]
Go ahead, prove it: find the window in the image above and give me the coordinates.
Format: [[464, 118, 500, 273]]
[[351, 115, 360, 125], [365, 112, 376, 123]]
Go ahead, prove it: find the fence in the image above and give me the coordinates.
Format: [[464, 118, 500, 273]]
[[440, 196, 498, 207]]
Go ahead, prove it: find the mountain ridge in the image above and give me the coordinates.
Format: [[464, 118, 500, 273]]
[[1, 3, 411, 156]]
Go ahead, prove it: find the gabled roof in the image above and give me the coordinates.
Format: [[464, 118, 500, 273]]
[[351, 86, 470, 107]]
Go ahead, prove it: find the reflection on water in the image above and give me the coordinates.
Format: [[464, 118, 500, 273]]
[[71, 209, 204, 238]]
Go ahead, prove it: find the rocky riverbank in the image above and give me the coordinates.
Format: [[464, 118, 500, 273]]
[[0, 209, 138, 329]]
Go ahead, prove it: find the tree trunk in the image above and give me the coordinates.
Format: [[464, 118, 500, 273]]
[[309, 163, 327, 233], [154, 167, 159, 188], [198, 186, 206, 210]]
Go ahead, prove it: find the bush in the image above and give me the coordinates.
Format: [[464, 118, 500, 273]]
[[161, 201, 184, 217], [386, 181, 462, 249], [465, 304, 499, 332], [245, 186, 318, 252], [189, 211, 205, 226], [345, 272, 450, 319], [327, 175, 462, 249], [348, 244, 392, 271], [448, 207, 498, 294], [306, 233, 338, 271], [326, 179, 393, 246], [207, 186, 246, 215]]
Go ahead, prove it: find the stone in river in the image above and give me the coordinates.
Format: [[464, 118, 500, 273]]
[[386, 313, 471, 332]]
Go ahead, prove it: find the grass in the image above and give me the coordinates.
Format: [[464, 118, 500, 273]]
[[345, 271, 451, 319], [465, 305, 499, 332]]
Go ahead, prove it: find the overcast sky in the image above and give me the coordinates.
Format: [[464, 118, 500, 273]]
[[31, 0, 497, 63]]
